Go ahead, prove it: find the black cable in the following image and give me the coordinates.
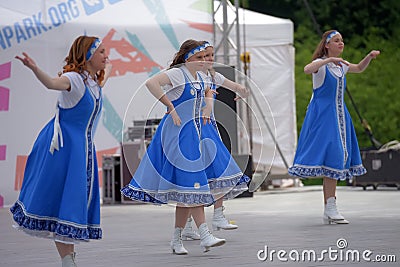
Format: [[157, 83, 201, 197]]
[[345, 86, 382, 149], [302, 0, 322, 36]]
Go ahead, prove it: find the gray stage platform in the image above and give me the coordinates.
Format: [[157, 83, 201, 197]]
[[1, 186, 399, 267]]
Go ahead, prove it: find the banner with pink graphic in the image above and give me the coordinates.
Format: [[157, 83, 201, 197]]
[[0, 0, 297, 209], [0, 0, 213, 208]]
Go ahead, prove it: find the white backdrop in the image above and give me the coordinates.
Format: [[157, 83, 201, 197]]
[[214, 4, 296, 175]]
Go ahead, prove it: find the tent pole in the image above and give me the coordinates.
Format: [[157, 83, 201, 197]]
[[222, 0, 229, 65], [234, 0, 241, 71], [240, 4, 253, 157], [248, 82, 290, 169], [213, 0, 289, 170]]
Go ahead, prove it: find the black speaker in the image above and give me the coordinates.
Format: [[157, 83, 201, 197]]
[[213, 66, 253, 197], [233, 154, 254, 198], [120, 142, 144, 203], [214, 66, 238, 154], [353, 149, 400, 190], [102, 155, 121, 204]]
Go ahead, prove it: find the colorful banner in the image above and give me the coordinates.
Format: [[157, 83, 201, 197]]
[[0, 0, 213, 208], [0, 0, 297, 209]]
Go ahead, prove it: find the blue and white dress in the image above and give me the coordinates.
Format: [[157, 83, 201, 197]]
[[10, 72, 103, 243], [121, 66, 249, 206], [288, 60, 367, 180]]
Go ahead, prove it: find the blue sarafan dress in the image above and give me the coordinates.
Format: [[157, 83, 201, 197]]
[[10, 76, 102, 243], [288, 63, 367, 180], [121, 68, 249, 206]]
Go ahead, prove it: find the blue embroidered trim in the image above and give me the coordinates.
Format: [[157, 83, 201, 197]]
[[209, 115, 220, 135], [223, 184, 250, 200], [288, 165, 367, 180], [208, 173, 249, 190], [336, 71, 348, 164], [10, 202, 102, 240], [121, 174, 250, 205], [179, 70, 222, 143], [121, 185, 215, 205], [194, 87, 202, 138], [181, 70, 204, 139], [120, 186, 166, 204], [86, 95, 101, 202], [221, 174, 251, 199]]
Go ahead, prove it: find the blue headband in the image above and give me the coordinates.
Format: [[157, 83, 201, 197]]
[[86, 38, 102, 61], [184, 45, 205, 61], [203, 41, 213, 49], [326, 31, 340, 43]]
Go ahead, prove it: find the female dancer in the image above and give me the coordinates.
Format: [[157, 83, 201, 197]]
[[121, 39, 249, 254], [182, 41, 250, 241], [11, 36, 108, 266], [288, 30, 380, 224]]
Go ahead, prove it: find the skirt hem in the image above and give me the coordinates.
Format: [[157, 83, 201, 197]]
[[10, 201, 102, 242], [288, 165, 367, 180]]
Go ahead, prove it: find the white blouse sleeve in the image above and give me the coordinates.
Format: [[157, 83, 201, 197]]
[[58, 72, 86, 108], [342, 63, 350, 74], [312, 58, 326, 89], [213, 71, 226, 88], [164, 68, 185, 102]]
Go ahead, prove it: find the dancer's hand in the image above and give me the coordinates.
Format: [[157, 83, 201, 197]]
[[235, 85, 250, 100], [202, 104, 212, 125], [329, 57, 349, 66], [15, 52, 38, 71], [209, 89, 218, 96], [166, 106, 181, 126], [369, 50, 380, 59], [104, 60, 113, 72], [100, 60, 113, 87]]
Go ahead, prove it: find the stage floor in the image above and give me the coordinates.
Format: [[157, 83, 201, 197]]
[[1, 186, 399, 267]]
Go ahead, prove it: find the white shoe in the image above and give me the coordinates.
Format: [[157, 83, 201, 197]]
[[212, 206, 238, 231], [199, 223, 226, 252], [61, 252, 77, 267], [323, 197, 349, 224], [170, 228, 188, 255], [182, 217, 200, 240]]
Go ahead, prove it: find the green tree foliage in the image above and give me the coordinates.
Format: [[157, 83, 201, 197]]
[[232, 0, 400, 148]]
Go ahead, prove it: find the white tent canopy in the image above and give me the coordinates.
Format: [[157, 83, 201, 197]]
[[218, 5, 293, 46], [214, 2, 297, 175]]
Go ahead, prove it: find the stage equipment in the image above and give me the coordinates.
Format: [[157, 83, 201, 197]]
[[214, 65, 253, 197], [102, 141, 146, 204], [353, 142, 400, 190], [127, 118, 161, 142], [102, 154, 121, 204]]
